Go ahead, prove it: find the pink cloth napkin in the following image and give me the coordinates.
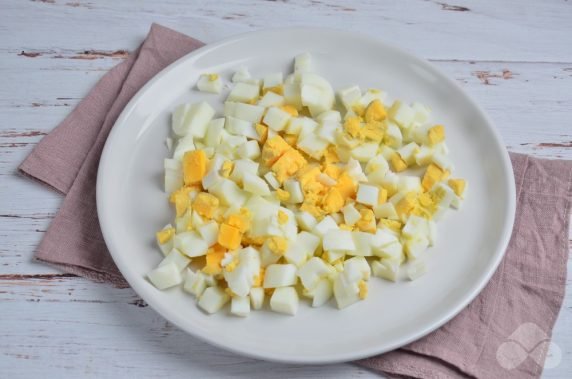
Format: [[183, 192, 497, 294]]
[[19, 24, 571, 378]]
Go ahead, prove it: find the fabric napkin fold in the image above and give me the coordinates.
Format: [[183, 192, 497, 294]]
[[19, 23, 571, 379]]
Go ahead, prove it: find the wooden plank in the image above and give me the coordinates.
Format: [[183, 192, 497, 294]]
[[0, 277, 376, 378], [2, 0, 571, 62]]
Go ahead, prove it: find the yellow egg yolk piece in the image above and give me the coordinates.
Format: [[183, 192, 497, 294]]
[[192, 192, 219, 219], [255, 123, 268, 144], [428, 125, 445, 145], [217, 223, 242, 250], [323, 145, 340, 164], [267, 236, 288, 255], [357, 208, 376, 233], [448, 178, 466, 197], [183, 150, 208, 185], [221, 160, 234, 178], [170, 186, 193, 217], [156, 227, 175, 245], [276, 188, 290, 202], [322, 188, 344, 214], [323, 164, 342, 180], [263, 84, 283, 96], [378, 187, 388, 204], [261, 135, 292, 167], [395, 192, 417, 218], [422, 163, 447, 191], [390, 153, 408, 172], [271, 148, 307, 183], [203, 246, 226, 275], [343, 116, 361, 138], [280, 104, 298, 116], [253, 267, 265, 287], [358, 280, 368, 299], [334, 172, 357, 198], [361, 121, 385, 142], [277, 210, 289, 225], [364, 100, 387, 123], [300, 202, 324, 218], [379, 219, 403, 233]]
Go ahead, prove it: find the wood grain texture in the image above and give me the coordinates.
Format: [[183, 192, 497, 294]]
[[0, 0, 570, 377]]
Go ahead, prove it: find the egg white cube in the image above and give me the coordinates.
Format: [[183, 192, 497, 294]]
[[365, 155, 389, 176], [380, 172, 399, 195], [263, 171, 281, 190], [209, 179, 248, 207], [201, 167, 223, 190], [244, 196, 280, 236], [172, 134, 195, 161], [164, 159, 183, 193], [317, 173, 336, 187], [432, 151, 453, 171], [402, 215, 429, 240], [384, 122, 403, 148], [183, 269, 207, 297], [295, 211, 318, 231], [338, 85, 361, 110], [301, 84, 333, 116], [159, 249, 191, 272], [404, 236, 429, 260], [312, 278, 333, 307], [260, 242, 282, 268], [263, 107, 292, 132], [407, 260, 428, 281], [225, 116, 258, 140], [198, 287, 230, 314], [197, 222, 219, 247], [317, 110, 342, 123], [232, 66, 251, 83], [431, 183, 456, 208], [191, 209, 205, 228], [342, 203, 361, 226], [350, 142, 378, 162], [147, 262, 182, 290], [157, 224, 175, 255], [398, 176, 422, 193], [323, 250, 345, 264], [427, 220, 437, 246], [344, 256, 371, 281], [373, 203, 399, 220], [313, 215, 339, 237], [376, 241, 404, 262], [323, 229, 356, 252], [243, 172, 271, 196], [412, 102, 431, 124], [257, 91, 285, 107], [229, 159, 259, 183], [389, 101, 415, 129], [263, 264, 298, 288], [249, 287, 265, 310], [233, 102, 265, 123], [174, 212, 192, 234], [197, 74, 222, 94], [174, 231, 209, 258], [333, 274, 360, 309], [285, 231, 320, 266], [294, 52, 312, 72], [414, 146, 435, 166], [263, 72, 283, 89], [288, 117, 318, 137], [317, 120, 341, 143], [283, 82, 302, 109], [356, 184, 379, 207], [231, 296, 251, 317], [296, 133, 329, 159], [237, 140, 261, 160], [398, 142, 420, 165], [297, 257, 334, 290], [270, 287, 299, 315], [371, 259, 399, 282], [228, 82, 260, 103], [349, 231, 374, 257], [284, 179, 304, 203], [224, 247, 261, 297], [188, 102, 217, 138], [172, 103, 192, 137], [345, 158, 367, 182]]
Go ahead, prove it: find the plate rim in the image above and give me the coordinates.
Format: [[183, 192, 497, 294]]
[[96, 26, 516, 364]]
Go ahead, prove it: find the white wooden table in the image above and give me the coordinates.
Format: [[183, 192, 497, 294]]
[[1, 0, 570, 377]]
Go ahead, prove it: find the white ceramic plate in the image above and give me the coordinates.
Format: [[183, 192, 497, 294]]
[[97, 28, 515, 364]]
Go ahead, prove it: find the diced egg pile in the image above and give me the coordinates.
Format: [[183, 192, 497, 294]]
[[148, 53, 467, 317]]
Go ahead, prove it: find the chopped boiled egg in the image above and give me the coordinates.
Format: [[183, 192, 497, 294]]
[[151, 52, 467, 316]]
